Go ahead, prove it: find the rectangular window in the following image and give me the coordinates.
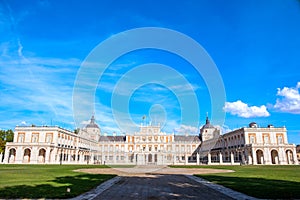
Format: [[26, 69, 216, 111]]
[[250, 136, 255, 143], [263, 133, 270, 144], [181, 146, 185, 152], [31, 133, 39, 143], [18, 133, 25, 143], [45, 133, 53, 143], [248, 134, 256, 144], [278, 136, 283, 144], [277, 134, 284, 144]]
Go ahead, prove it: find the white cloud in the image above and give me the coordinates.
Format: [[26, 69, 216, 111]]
[[214, 124, 232, 134], [174, 124, 198, 135], [224, 100, 270, 118], [274, 82, 300, 114]]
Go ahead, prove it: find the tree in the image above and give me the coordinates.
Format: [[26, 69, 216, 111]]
[[0, 129, 14, 154]]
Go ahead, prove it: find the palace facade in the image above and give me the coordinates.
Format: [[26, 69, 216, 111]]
[[2, 116, 298, 165], [199, 119, 298, 165]]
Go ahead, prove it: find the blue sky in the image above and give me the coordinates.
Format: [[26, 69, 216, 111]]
[[0, 0, 300, 144]]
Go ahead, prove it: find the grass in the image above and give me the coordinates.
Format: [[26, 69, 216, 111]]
[[170, 165, 300, 199], [0, 164, 115, 199]]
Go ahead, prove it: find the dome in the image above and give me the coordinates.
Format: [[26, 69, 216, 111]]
[[86, 123, 99, 128], [201, 115, 214, 129], [86, 115, 100, 129], [202, 123, 214, 129], [249, 122, 258, 128]]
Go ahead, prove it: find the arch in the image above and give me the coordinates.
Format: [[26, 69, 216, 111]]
[[38, 148, 46, 163], [286, 149, 294, 164], [256, 149, 264, 164], [271, 149, 279, 164], [8, 148, 16, 163], [23, 148, 31, 163]]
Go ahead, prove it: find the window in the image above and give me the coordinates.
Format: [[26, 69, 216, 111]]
[[181, 146, 185, 152], [277, 134, 283, 144], [250, 136, 255, 143], [263, 134, 270, 144], [187, 146, 191, 152], [278, 136, 283, 144], [248, 134, 256, 144], [46, 133, 53, 143], [18, 133, 25, 143], [32, 133, 39, 143]]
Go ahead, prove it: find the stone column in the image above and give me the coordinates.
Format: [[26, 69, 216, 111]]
[[91, 152, 94, 164], [102, 154, 105, 165], [248, 153, 252, 165], [125, 153, 129, 164], [230, 152, 234, 165], [46, 148, 51, 164], [75, 150, 79, 163], [287, 151, 291, 165], [293, 149, 298, 165], [68, 150, 71, 163], [264, 148, 270, 164], [241, 151, 246, 164], [278, 147, 286, 164], [219, 152, 223, 164], [51, 148, 56, 164], [252, 148, 257, 165], [185, 154, 188, 165], [80, 152, 84, 163], [31, 147, 38, 164], [208, 152, 211, 165], [173, 155, 176, 165], [196, 153, 200, 165], [3, 149, 9, 164]]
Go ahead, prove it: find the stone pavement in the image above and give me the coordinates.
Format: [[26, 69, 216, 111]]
[[73, 165, 257, 200], [92, 174, 234, 200]]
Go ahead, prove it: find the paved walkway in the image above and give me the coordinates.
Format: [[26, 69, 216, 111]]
[[93, 174, 234, 200], [73, 166, 257, 200]]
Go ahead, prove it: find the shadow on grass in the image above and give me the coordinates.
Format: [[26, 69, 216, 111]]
[[197, 175, 300, 199], [0, 173, 116, 199]]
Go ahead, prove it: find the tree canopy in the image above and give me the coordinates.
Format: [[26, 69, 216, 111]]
[[0, 130, 14, 153]]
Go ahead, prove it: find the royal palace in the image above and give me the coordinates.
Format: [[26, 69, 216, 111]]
[[2, 116, 298, 165]]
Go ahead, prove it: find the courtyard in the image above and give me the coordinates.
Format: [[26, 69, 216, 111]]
[[0, 164, 300, 199]]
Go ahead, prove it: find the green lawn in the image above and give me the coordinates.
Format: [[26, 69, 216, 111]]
[[170, 165, 300, 199], [0, 164, 115, 199]]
